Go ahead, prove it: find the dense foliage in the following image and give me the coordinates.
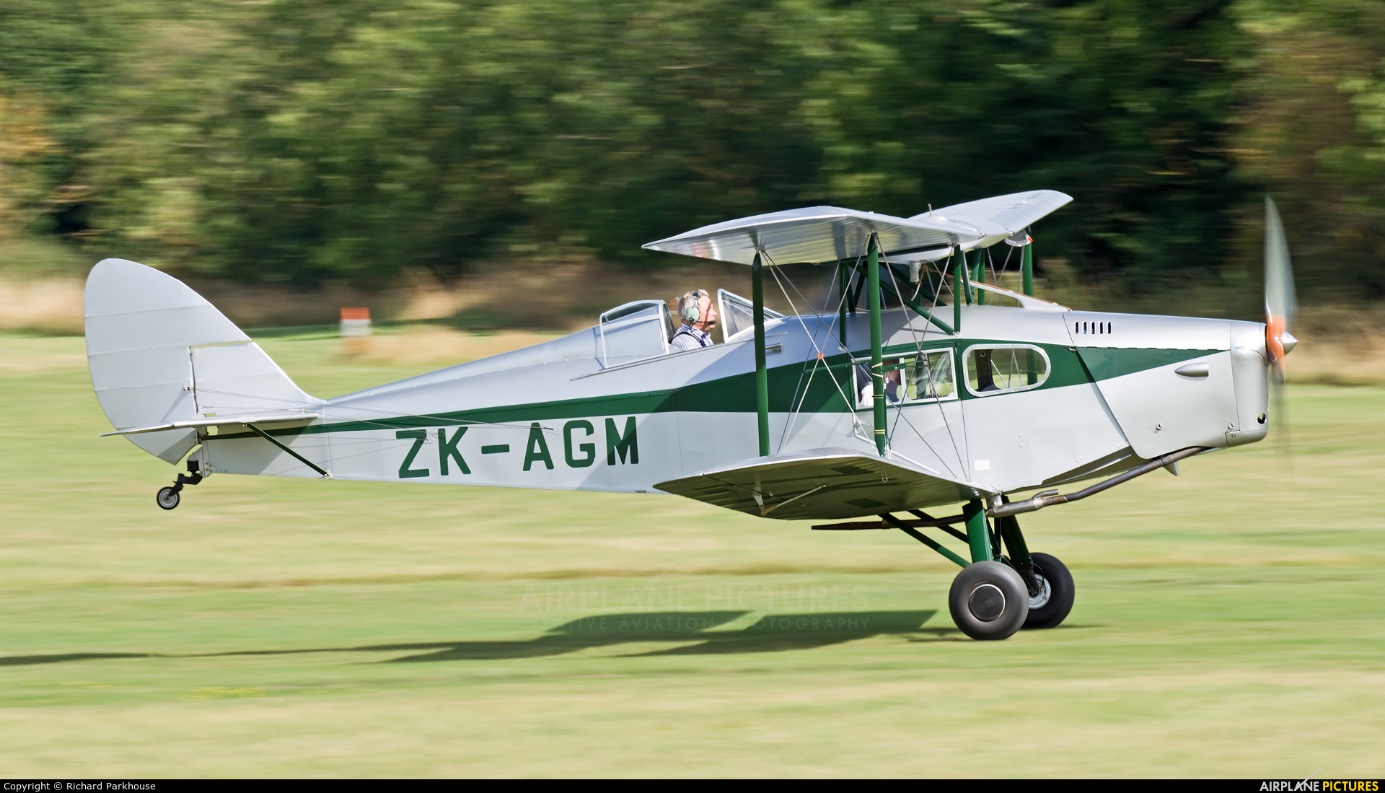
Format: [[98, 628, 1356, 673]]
[[1, 0, 1382, 298]]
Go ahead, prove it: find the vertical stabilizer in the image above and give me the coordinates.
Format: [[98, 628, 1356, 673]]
[[84, 259, 319, 463]]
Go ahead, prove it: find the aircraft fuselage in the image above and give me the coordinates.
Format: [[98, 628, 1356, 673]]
[[191, 301, 1270, 511]]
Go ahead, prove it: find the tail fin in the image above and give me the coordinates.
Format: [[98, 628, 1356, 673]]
[[84, 259, 320, 463]]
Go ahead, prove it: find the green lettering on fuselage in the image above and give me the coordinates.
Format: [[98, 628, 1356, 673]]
[[396, 429, 429, 478], [396, 417, 638, 477], [605, 416, 639, 466], [523, 422, 554, 471], [438, 427, 470, 475], [564, 420, 595, 468]]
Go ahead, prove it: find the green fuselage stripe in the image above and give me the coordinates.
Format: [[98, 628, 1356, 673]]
[[1074, 347, 1220, 382], [218, 343, 1217, 439]]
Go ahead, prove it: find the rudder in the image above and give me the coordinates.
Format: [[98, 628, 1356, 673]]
[[84, 259, 320, 463]]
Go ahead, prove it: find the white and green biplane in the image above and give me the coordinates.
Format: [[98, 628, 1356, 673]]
[[83, 190, 1298, 640]]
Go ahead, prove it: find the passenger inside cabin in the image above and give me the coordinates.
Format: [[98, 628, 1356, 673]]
[[973, 348, 998, 392], [856, 359, 903, 407]]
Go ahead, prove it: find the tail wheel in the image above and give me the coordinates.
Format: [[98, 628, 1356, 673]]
[[948, 561, 1029, 640], [1023, 552, 1075, 629], [156, 486, 180, 510]]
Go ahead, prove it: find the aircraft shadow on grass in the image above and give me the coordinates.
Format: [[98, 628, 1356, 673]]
[[385, 609, 941, 662], [0, 610, 945, 667]]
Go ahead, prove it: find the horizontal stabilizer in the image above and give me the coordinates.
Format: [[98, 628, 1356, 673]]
[[655, 449, 987, 521], [101, 411, 321, 437]]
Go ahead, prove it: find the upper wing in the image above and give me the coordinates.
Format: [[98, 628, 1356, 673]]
[[641, 191, 1072, 266], [641, 206, 981, 266], [908, 190, 1072, 238], [654, 448, 988, 521]]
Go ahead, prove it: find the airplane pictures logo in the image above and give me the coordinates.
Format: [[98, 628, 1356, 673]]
[[1259, 781, 1378, 792]]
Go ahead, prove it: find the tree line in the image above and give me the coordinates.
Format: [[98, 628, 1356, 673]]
[[1, 0, 1382, 302]]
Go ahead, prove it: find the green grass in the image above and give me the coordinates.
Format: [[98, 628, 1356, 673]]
[[2, 332, 1384, 777]]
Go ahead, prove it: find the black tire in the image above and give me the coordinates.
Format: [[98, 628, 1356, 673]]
[[948, 561, 1030, 640], [156, 486, 180, 511], [1022, 552, 1075, 629]]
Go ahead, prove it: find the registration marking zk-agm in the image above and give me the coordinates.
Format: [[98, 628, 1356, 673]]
[[394, 417, 640, 479]]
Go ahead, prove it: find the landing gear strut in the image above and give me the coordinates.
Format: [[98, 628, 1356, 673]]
[[813, 498, 1077, 641], [946, 500, 1032, 640], [156, 460, 203, 511]]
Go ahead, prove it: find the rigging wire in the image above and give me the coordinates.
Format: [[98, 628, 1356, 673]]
[[763, 253, 865, 448], [776, 258, 855, 448], [879, 251, 965, 479]]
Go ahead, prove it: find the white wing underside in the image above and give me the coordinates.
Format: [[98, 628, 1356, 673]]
[[654, 448, 990, 521]]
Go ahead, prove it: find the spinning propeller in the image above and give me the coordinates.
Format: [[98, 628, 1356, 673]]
[[1263, 197, 1298, 444]]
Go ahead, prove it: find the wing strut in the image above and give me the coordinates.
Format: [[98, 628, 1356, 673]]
[[971, 250, 986, 305], [952, 254, 964, 333], [837, 262, 849, 349], [752, 251, 771, 457], [867, 234, 887, 455], [873, 255, 955, 335], [1022, 237, 1034, 296]]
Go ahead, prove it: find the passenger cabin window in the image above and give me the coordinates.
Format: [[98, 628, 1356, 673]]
[[856, 349, 956, 408], [964, 345, 1049, 396]]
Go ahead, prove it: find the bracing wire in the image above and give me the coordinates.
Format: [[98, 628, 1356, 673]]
[[878, 251, 965, 478], [762, 254, 865, 448], [776, 257, 862, 448]]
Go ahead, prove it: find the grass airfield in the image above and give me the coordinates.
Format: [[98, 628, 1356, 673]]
[[2, 331, 1384, 778]]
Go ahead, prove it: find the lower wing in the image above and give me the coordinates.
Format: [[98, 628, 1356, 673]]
[[655, 448, 989, 521]]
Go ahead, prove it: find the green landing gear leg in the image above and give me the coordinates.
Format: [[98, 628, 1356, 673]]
[[948, 499, 1029, 640], [998, 511, 1075, 630]]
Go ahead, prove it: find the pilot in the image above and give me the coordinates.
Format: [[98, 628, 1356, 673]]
[[671, 289, 718, 351]]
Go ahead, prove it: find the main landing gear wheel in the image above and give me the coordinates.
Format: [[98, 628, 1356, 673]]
[[1022, 552, 1075, 630], [156, 486, 180, 510], [949, 561, 1030, 641]]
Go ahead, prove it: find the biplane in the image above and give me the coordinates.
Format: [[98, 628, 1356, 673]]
[[83, 190, 1297, 640]]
